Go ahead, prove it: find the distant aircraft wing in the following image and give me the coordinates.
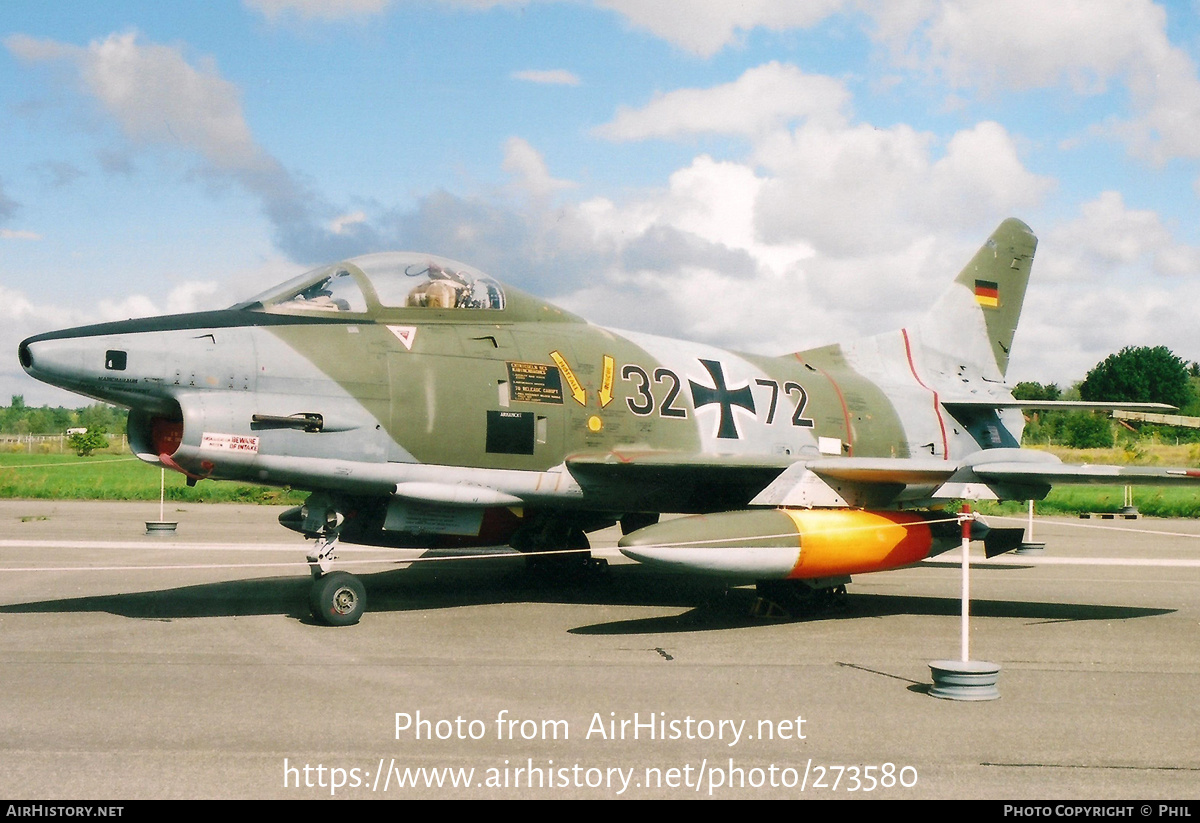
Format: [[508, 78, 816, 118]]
[[807, 448, 1200, 497], [971, 462, 1200, 486], [942, 399, 1177, 412], [758, 448, 1200, 507]]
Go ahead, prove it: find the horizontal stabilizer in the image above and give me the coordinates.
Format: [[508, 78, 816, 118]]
[[983, 527, 1027, 558]]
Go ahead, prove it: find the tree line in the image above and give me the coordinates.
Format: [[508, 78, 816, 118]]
[[1015, 346, 1200, 448], [0, 395, 128, 437]]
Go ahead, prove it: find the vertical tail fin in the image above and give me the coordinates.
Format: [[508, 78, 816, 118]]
[[918, 218, 1037, 379]]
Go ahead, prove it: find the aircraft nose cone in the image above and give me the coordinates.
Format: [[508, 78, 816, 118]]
[[17, 338, 34, 371], [16, 334, 89, 391]]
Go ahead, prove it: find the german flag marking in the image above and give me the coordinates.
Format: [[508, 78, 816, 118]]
[[974, 279, 1000, 308]]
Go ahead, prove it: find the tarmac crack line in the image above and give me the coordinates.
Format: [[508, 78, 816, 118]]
[[981, 762, 1200, 771]]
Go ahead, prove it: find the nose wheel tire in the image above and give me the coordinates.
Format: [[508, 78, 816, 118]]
[[310, 571, 366, 626]]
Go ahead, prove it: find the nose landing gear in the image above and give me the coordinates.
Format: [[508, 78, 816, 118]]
[[309, 570, 366, 627], [304, 500, 365, 626]]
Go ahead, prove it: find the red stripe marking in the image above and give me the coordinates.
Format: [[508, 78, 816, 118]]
[[159, 452, 211, 481], [900, 328, 949, 460], [793, 354, 853, 456]]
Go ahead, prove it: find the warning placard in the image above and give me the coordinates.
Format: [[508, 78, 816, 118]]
[[507, 361, 564, 404], [200, 432, 260, 453]]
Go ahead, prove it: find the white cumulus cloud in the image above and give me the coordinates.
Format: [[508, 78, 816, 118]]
[[1042, 191, 1200, 280], [1, 229, 42, 241], [244, 0, 393, 21], [754, 119, 1052, 256], [512, 69, 581, 86], [595, 62, 850, 140], [875, 0, 1200, 166], [502, 137, 575, 198], [6, 30, 380, 263], [7, 32, 267, 172], [598, 0, 850, 57]]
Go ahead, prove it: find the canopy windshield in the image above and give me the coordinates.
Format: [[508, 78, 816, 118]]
[[354, 252, 506, 310], [243, 252, 506, 314], [243, 264, 368, 313]]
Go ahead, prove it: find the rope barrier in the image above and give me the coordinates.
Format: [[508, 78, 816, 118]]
[[0, 546, 574, 574], [0, 507, 1195, 577], [0, 515, 964, 572], [0, 457, 141, 470], [604, 514, 963, 550], [985, 513, 1200, 540]]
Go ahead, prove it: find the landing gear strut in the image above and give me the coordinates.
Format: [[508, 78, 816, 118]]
[[515, 522, 608, 580], [304, 501, 365, 626], [752, 578, 849, 619]]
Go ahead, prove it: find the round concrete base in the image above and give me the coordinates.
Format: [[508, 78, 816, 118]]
[[928, 660, 1001, 701], [145, 521, 178, 535], [1015, 541, 1045, 555]]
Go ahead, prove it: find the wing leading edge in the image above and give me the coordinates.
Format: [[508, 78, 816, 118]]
[[566, 446, 1200, 514]]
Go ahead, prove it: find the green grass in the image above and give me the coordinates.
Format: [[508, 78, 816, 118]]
[[970, 443, 1200, 517], [2, 450, 1198, 516], [0, 453, 305, 504], [975, 485, 1200, 519]]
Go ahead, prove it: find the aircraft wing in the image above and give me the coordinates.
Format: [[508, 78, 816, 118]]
[[802, 457, 959, 485], [568, 451, 961, 483], [565, 448, 1043, 511], [758, 447, 1200, 507], [570, 446, 1200, 512], [565, 450, 793, 511], [566, 450, 793, 471]]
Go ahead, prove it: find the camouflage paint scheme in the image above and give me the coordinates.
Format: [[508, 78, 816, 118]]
[[18, 219, 1200, 622]]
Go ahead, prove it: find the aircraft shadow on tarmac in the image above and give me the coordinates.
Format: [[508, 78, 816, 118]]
[[0, 558, 1174, 633]]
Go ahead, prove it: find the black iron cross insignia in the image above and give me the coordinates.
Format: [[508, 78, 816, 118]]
[[689, 359, 755, 440]]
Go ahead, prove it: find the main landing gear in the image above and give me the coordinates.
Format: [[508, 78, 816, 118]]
[[752, 578, 849, 619], [516, 522, 608, 581]]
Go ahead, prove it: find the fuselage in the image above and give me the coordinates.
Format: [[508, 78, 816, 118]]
[[30, 223, 1147, 619], [18, 251, 1023, 519]]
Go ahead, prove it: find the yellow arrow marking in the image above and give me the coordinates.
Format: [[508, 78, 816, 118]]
[[549, 350, 587, 406], [598, 354, 615, 408]]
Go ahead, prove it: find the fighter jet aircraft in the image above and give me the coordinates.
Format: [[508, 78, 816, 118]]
[[18, 219, 1199, 624]]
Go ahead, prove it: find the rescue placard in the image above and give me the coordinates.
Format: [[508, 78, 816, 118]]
[[506, 361, 564, 404]]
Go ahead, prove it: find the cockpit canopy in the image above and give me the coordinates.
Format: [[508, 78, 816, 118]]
[[245, 252, 507, 315]]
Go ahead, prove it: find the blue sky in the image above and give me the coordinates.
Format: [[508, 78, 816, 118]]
[[3, 0, 1200, 405]]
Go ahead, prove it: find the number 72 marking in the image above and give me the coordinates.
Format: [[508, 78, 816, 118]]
[[754, 379, 814, 427], [622, 365, 813, 428]]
